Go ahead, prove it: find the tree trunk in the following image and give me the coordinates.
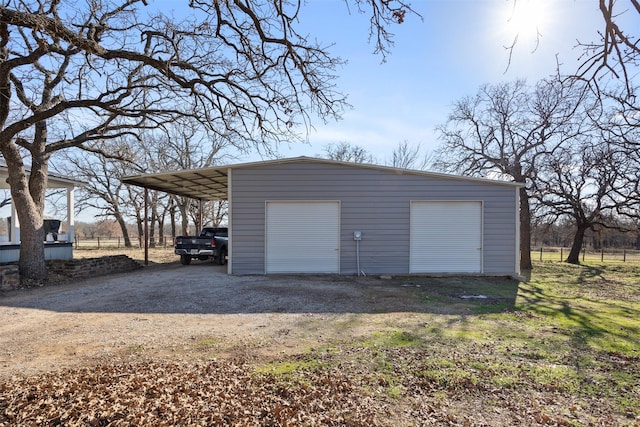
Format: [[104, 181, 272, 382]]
[[158, 216, 165, 247], [169, 201, 176, 241], [152, 202, 165, 246], [136, 216, 143, 248], [149, 212, 156, 248], [566, 225, 588, 264], [519, 188, 533, 271], [115, 213, 132, 248], [0, 146, 48, 282], [16, 199, 46, 281], [179, 203, 189, 235]]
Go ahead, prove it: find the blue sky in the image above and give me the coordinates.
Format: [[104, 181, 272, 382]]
[[258, 0, 609, 162], [3, 1, 623, 223]]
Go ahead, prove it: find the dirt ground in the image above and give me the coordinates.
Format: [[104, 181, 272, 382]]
[[0, 260, 437, 379], [3, 259, 637, 426]]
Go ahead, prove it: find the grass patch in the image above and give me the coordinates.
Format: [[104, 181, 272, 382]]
[[518, 261, 640, 355], [197, 338, 219, 348], [362, 330, 424, 348], [403, 275, 521, 315], [251, 261, 640, 423], [126, 344, 145, 353]]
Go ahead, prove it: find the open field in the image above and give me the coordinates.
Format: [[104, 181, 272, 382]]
[[534, 247, 640, 264], [73, 245, 177, 264], [1, 254, 639, 426], [72, 239, 640, 264], [72, 237, 175, 252]]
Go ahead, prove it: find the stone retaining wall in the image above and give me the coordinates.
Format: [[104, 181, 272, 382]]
[[46, 255, 142, 279], [0, 265, 19, 291], [0, 255, 142, 291]]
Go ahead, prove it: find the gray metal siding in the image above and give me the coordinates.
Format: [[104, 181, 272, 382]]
[[230, 162, 518, 275]]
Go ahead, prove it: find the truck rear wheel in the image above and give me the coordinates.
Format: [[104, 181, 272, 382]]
[[180, 254, 192, 265], [218, 248, 227, 265]]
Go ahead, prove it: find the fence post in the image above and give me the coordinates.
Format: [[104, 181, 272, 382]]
[[623, 249, 627, 262], [582, 247, 586, 262], [540, 247, 543, 261], [560, 247, 563, 261], [75, 235, 78, 249], [601, 247, 604, 262], [97, 236, 100, 249]]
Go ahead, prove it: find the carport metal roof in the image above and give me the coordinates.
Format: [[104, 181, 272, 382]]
[[121, 156, 523, 201], [122, 166, 230, 200]]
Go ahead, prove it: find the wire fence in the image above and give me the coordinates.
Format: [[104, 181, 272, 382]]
[[73, 236, 173, 250], [534, 246, 640, 263], [74, 237, 640, 264]]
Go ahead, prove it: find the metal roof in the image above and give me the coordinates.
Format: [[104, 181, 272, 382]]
[[121, 156, 523, 200], [122, 166, 230, 200]]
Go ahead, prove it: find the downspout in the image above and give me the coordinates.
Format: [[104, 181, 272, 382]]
[[356, 239, 361, 276]]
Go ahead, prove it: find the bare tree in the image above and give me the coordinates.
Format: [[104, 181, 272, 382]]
[[0, 0, 416, 281], [187, 200, 228, 230], [94, 219, 121, 239], [534, 142, 633, 264], [434, 77, 593, 270], [185, 200, 226, 232], [503, 1, 639, 96], [210, 200, 228, 226], [56, 141, 140, 247], [126, 182, 145, 248], [577, 0, 640, 95], [600, 90, 640, 224], [147, 189, 166, 248], [602, 86, 640, 149], [144, 117, 231, 236], [79, 222, 98, 239], [387, 140, 431, 170], [321, 142, 375, 164], [62, 118, 231, 246]]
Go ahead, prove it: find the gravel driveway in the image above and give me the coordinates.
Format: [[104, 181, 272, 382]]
[[0, 262, 428, 378]]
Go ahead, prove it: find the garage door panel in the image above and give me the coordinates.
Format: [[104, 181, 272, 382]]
[[266, 201, 340, 273], [410, 201, 482, 273]]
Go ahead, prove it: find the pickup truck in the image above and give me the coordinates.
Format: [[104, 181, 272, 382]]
[[174, 227, 228, 266]]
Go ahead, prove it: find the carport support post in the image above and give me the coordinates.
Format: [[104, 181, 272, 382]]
[[144, 188, 149, 266], [198, 198, 203, 231]]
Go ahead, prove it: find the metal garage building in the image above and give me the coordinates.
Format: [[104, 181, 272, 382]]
[[123, 157, 522, 276]]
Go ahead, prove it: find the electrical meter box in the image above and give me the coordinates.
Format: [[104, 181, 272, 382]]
[[353, 231, 362, 241]]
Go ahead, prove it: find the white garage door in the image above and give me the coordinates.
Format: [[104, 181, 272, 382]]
[[265, 201, 340, 273], [410, 201, 482, 273]]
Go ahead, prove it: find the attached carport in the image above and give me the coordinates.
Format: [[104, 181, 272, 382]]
[[123, 157, 522, 277], [121, 165, 231, 269], [122, 168, 229, 201]]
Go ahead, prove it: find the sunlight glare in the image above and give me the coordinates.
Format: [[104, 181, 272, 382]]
[[505, 0, 550, 48]]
